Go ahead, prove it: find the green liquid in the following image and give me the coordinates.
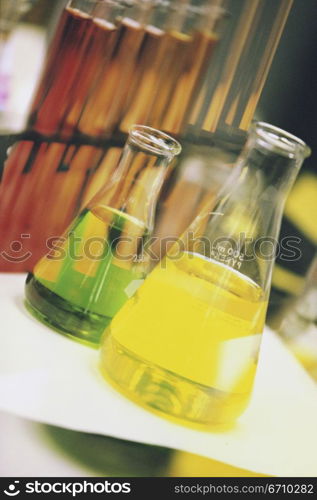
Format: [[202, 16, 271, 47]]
[[25, 206, 146, 346]]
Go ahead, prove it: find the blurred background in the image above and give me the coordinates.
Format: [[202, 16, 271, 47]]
[[0, 0, 316, 477]]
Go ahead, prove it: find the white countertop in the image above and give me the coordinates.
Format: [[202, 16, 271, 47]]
[[1, 273, 317, 477]]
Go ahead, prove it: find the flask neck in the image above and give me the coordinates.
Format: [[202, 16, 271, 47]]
[[88, 126, 181, 233], [184, 122, 310, 294], [226, 123, 311, 239], [237, 134, 304, 202]]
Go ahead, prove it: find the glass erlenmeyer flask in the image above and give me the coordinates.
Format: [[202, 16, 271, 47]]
[[100, 122, 311, 426], [24, 126, 181, 346]]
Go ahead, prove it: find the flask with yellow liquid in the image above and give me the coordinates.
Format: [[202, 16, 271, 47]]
[[100, 122, 311, 426], [24, 126, 181, 345]]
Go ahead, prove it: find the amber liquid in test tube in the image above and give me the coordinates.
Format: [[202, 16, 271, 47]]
[[119, 1, 220, 135], [127, 29, 195, 133], [78, 1, 153, 137], [117, 23, 165, 133], [28, 2, 125, 137], [159, 29, 218, 134], [62, 15, 119, 136], [28, 5, 94, 136], [146, 3, 220, 136]]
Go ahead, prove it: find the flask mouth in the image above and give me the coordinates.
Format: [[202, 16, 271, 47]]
[[128, 125, 182, 158], [251, 121, 311, 159]]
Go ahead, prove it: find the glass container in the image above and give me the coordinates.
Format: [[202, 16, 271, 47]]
[[100, 121, 310, 426], [24, 125, 181, 345]]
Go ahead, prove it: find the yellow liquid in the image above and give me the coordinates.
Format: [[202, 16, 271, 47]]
[[101, 252, 267, 426]]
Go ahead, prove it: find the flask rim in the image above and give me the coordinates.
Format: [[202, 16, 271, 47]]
[[250, 121, 311, 159], [128, 125, 182, 157]]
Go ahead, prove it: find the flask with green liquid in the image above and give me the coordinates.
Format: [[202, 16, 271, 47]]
[[25, 126, 181, 345], [100, 122, 311, 426]]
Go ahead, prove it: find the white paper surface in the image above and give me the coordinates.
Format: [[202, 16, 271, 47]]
[[1, 273, 317, 477]]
